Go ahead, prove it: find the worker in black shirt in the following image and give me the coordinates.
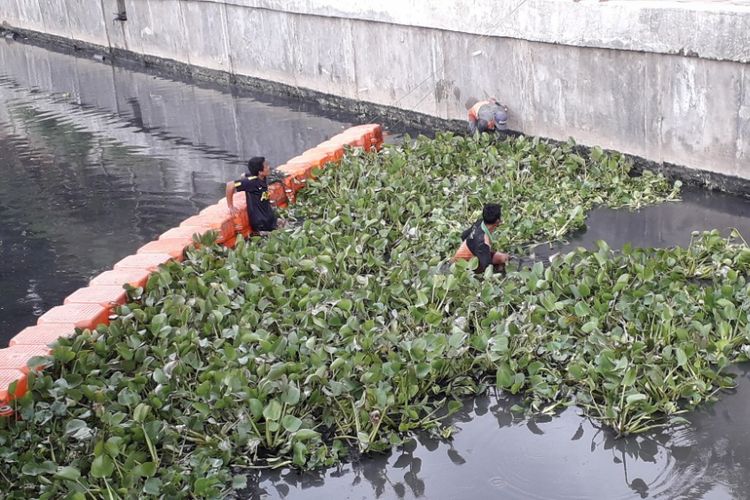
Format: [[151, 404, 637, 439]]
[[226, 156, 282, 233], [452, 203, 509, 273]]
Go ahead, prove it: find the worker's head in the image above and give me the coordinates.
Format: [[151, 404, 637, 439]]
[[482, 203, 502, 230], [493, 107, 508, 131], [247, 156, 270, 179]]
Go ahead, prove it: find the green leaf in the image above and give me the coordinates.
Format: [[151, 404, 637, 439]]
[[90, 454, 114, 478], [622, 367, 637, 387], [54, 466, 81, 481], [263, 400, 283, 421], [675, 347, 688, 367], [626, 393, 648, 405], [232, 474, 248, 490], [496, 364, 513, 389], [144, 477, 162, 495], [293, 429, 320, 442], [281, 415, 303, 433], [133, 403, 151, 423], [281, 384, 301, 406]]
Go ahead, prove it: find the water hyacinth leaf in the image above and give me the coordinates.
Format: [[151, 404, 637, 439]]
[[232, 475, 248, 490], [626, 393, 648, 405], [21, 461, 57, 476], [622, 368, 637, 387], [144, 478, 162, 496], [293, 429, 320, 442], [282, 415, 303, 433], [90, 454, 115, 478], [281, 384, 301, 406], [263, 400, 283, 421], [54, 466, 81, 481], [676, 348, 688, 367]]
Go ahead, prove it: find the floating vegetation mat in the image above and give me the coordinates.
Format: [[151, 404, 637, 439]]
[[5, 133, 750, 499]]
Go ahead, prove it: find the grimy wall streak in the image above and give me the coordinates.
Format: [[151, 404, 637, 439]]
[[2, 0, 750, 179]]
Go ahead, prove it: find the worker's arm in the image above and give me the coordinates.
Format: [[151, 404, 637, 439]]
[[226, 181, 240, 216]]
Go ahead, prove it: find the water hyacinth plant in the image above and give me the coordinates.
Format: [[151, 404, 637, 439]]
[[3, 132, 749, 498]]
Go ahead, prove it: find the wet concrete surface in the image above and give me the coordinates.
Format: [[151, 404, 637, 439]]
[[2, 38, 750, 500]]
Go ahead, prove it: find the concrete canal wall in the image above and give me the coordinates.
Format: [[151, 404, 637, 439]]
[[2, 1, 749, 180]]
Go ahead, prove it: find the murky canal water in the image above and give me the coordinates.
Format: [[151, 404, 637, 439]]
[[2, 38, 750, 500], [0, 38, 355, 347]]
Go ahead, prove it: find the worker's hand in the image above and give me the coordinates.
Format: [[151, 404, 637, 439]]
[[228, 205, 239, 217]]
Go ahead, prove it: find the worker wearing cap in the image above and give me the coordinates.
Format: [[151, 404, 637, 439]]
[[467, 98, 509, 135]]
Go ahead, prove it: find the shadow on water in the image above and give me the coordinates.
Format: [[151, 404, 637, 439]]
[[3, 38, 750, 500]]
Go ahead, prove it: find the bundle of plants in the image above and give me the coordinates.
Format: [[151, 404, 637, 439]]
[[7, 133, 734, 499]]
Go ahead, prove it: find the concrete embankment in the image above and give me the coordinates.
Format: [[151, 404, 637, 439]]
[[0, 123, 383, 411], [2, 1, 749, 186]]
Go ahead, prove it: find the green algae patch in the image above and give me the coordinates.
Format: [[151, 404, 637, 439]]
[[6, 133, 750, 499]]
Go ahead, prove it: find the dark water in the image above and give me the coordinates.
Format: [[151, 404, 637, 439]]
[[3, 38, 750, 500], [0, 38, 356, 347]]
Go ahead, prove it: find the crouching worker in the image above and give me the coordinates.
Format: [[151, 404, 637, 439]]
[[467, 98, 509, 135], [226, 156, 284, 234], [453, 203, 510, 273]]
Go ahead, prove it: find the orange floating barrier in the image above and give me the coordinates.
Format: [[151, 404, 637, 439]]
[[90, 268, 151, 288], [317, 141, 345, 162], [159, 226, 205, 241], [38, 303, 110, 330], [199, 203, 232, 217], [137, 238, 192, 260], [179, 214, 235, 243], [10, 324, 77, 347], [268, 182, 288, 208], [217, 194, 247, 211], [0, 369, 27, 404], [0, 345, 52, 373], [64, 285, 128, 308], [232, 209, 251, 236], [114, 252, 173, 271], [300, 149, 329, 168], [328, 131, 359, 149]]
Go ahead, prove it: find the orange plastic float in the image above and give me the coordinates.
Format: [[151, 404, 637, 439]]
[[38, 303, 110, 329], [0, 345, 52, 373], [268, 182, 288, 208], [114, 252, 173, 271], [10, 324, 77, 346], [180, 214, 236, 243], [137, 238, 192, 260], [316, 141, 345, 162], [0, 369, 27, 404], [64, 285, 128, 308], [90, 268, 151, 288]]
